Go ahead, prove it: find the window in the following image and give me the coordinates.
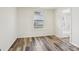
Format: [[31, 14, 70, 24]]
[[34, 9, 44, 28]]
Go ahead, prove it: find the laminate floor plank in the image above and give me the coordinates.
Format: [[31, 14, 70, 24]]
[[46, 36, 79, 51], [43, 37, 62, 51], [9, 36, 79, 51]]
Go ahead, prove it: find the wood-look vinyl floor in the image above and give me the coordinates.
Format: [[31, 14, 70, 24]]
[[9, 36, 79, 51]]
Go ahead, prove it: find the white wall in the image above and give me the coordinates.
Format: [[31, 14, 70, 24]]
[[17, 8, 54, 38], [0, 7, 16, 51], [71, 8, 79, 47]]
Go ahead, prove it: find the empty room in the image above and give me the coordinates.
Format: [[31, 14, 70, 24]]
[[0, 7, 79, 51]]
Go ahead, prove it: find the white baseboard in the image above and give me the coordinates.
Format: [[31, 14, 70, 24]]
[[70, 41, 79, 48], [17, 34, 54, 38]]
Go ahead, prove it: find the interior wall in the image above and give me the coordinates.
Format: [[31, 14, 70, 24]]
[[71, 8, 79, 47], [0, 7, 17, 51], [17, 7, 55, 38]]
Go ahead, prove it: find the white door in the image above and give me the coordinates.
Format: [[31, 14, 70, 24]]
[[56, 8, 72, 39]]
